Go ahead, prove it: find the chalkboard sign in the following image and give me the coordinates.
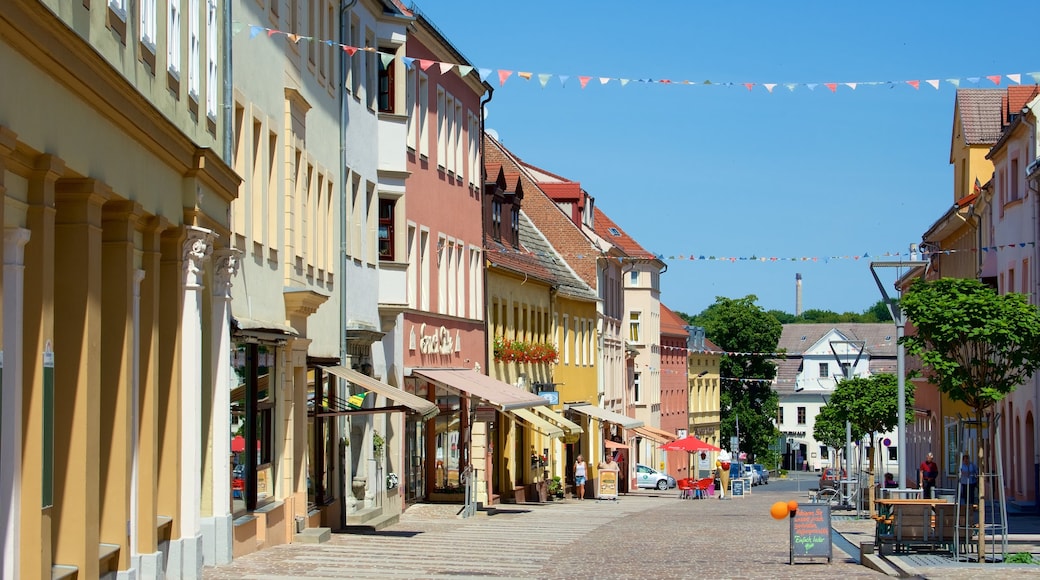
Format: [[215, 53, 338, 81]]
[[789, 503, 832, 564], [731, 479, 745, 497]]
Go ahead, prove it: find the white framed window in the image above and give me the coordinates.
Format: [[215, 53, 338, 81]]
[[436, 89, 446, 168], [629, 270, 639, 285], [437, 235, 447, 314], [445, 94, 456, 174], [629, 311, 641, 342], [188, 0, 200, 99], [418, 73, 429, 158], [206, 0, 217, 119], [562, 314, 570, 365], [407, 224, 418, 309], [349, 15, 361, 96], [456, 246, 465, 318], [420, 229, 430, 311], [819, 362, 829, 378], [455, 101, 464, 178], [365, 28, 377, 110], [406, 67, 416, 150], [468, 112, 478, 186], [634, 372, 641, 403], [168, 0, 181, 76], [140, 0, 157, 47], [446, 240, 457, 316]]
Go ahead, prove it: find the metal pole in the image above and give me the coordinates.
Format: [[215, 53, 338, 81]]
[[896, 311, 907, 489]]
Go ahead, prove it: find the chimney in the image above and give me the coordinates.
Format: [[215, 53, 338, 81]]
[[795, 273, 803, 316]]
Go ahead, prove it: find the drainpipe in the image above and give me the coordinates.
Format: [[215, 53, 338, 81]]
[[222, 0, 233, 160], [479, 87, 493, 374]]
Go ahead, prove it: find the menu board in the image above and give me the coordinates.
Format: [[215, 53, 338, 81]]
[[598, 470, 618, 501], [731, 479, 745, 497], [789, 503, 832, 564]]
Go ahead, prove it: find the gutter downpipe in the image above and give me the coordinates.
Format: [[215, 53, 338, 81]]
[[336, 0, 358, 531], [474, 85, 492, 509]]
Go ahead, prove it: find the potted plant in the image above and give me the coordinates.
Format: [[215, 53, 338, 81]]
[[548, 476, 564, 499]]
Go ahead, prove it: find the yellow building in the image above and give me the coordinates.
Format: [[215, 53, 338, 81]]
[[687, 329, 722, 478], [1, 0, 236, 577]]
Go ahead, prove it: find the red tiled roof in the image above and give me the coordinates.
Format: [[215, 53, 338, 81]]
[[593, 208, 655, 259], [483, 134, 600, 288], [539, 182, 582, 200], [703, 337, 721, 352], [660, 304, 688, 337], [1003, 85, 1040, 128]]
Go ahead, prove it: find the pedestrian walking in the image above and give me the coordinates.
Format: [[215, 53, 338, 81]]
[[574, 455, 587, 500]]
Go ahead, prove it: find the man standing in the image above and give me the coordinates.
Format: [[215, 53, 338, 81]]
[[959, 453, 978, 506], [919, 452, 939, 499]]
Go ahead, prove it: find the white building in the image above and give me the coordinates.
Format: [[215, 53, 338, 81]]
[[773, 324, 899, 476]]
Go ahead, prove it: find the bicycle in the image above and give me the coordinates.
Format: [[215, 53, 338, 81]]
[[813, 480, 860, 510]]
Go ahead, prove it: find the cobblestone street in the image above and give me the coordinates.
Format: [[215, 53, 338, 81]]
[[204, 487, 880, 579]]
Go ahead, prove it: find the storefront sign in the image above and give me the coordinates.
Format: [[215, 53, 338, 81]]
[[537, 391, 559, 405]]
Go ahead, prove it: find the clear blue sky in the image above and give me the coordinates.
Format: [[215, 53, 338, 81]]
[[414, 1, 1037, 317]]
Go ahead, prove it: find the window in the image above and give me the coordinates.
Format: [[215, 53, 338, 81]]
[[436, 89, 446, 168], [407, 225, 417, 308], [140, 0, 157, 47], [797, 406, 806, 425], [378, 48, 395, 112], [187, 0, 200, 99], [349, 16, 360, 95], [888, 446, 897, 461], [629, 311, 641, 342], [778, 407, 784, 425], [820, 446, 829, 459], [406, 67, 416, 149], [634, 372, 641, 403], [168, 0, 181, 75], [366, 29, 377, 110], [491, 200, 502, 240], [629, 270, 638, 285], [378, 199, 394, 260], [1011, 158, 1020, 202], [819, 362, 829, 377], [418, 73, 429, 157], [511, 207, 519, 245], [231, 342, 277, 514], [206, 0, 217, 119]]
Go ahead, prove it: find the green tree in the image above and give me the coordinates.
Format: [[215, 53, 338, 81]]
[[901, 277, 1040, 558], [814, 374, 912, 512], [863, 299, 894, 323], [694, 295, 782, 461]]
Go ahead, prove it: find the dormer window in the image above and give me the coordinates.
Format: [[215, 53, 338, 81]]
[[511, 207, 520, 245], [492, 200, 502, 240], [608, 227, 621, 237]]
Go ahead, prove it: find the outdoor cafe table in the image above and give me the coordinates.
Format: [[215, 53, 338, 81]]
[[874, 499, 951, 552]]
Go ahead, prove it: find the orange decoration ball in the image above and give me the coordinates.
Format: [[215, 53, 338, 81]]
[[787, 500, 799, 513], [770, 501, 789, 520]]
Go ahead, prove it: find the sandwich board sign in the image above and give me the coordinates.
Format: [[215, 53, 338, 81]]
[[789, 503, 832, 564], [598, 470, 618, 501]]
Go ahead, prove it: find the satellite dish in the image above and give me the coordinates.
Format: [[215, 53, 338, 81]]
[[486, 128, 500, 141]]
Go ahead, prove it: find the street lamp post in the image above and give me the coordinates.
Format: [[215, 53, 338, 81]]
[[870, 256, 928, 489]]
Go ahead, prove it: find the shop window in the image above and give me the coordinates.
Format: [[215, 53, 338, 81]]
[[231, 342, 277, 514]]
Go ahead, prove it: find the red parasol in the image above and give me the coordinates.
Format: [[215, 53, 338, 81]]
[[660, 435, 721, 453]]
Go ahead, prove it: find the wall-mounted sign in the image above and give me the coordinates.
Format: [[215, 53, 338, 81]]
[[538, 391, 559, 405]]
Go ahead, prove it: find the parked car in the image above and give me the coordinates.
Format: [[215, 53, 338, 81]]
[[728, 461, 745, 482], [743, 463, 760, 486], [635, 463, 676, 490], [752, 464, 769, 485], [819, 467, 846, 489]]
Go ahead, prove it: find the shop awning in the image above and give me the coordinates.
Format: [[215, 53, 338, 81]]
[[567, 403, 644, 429], [604, 439, 628, 449], [630, 425, 677, 444], [533, 407, 583, 437], [511, 408, 564, 438], [412, 368, 548, 411], [321, 366, 438, 420]]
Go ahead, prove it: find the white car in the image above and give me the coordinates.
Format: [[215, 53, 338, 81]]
[[743, 464, 761, 486], [635, 463, 676, 490]]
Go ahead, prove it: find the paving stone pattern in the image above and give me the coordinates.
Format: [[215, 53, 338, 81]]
[[204, 490, 883, 579]]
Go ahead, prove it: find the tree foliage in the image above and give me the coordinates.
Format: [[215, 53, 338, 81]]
[[691, 295, 782, 460], [900, 278, 1040, 413], [814, 374, 912, 449]]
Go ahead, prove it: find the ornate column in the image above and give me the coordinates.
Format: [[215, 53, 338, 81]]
[[202, 247, 238, 566], [1, 228, 30, 580], [174, 225, 212, 579]]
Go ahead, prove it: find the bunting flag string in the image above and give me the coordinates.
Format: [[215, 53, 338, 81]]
[[239, 23, 1040, 93], [485, 242, 1037, 264]]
